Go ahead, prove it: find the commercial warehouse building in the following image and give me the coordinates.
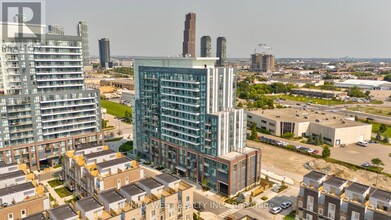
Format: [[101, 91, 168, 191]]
[[335, 79, 391, 90], [291, 88, 347, 99], [246, 108, 372, 147]]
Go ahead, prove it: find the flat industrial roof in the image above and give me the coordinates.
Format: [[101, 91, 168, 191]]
[[48, 204, 78, 220], [247, 108, 369, 128], [0, 170, 25, 180], [84, 149, 115, 159], [121, 183, 145, 197], [99, 189, 125, 204], [0, 161, 17, 168], [21, 212, 47, 220], [304, 171, 327, 181], [336, 79, 391, 87], [346, 182, 370, 194], [156, 173, 179, 184], [0, 182, 34, 197], [138, 178, 163, 190], [97, 157, 131, 169], [76, 196, 103, 212]]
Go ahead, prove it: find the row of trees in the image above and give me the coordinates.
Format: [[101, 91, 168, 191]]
[[307, 134, 325, 146], [237, 81, 295, 100], [347, 86, 370, 98]]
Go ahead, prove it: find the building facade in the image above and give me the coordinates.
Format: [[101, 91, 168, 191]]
[[297, 171, 391, 220], [247, 109, 372, 147], [62, 144, 143, 198], [216, 37, 226, 66], [0, 34, 102, 170], [47, 25, 64, 35], [291, 88, 347, 99], [133, 58, 261, 196], [98, 38, 111, 69], [77, 21, 90, 65], [200, 36, 212, 57], [182, 13, 196, 57]]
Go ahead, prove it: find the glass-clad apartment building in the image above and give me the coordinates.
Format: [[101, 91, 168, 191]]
[[0, 34, 102, 170], [133, 58, 261, 196]]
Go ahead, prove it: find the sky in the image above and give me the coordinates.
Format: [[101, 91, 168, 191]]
[[45, 0, 391, 58]]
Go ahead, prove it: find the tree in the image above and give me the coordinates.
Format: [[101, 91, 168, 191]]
[[379, 124, 387, 133], [384, 74, 391, 82], [250, 123, 258, 140], [124, 109, 132, 123], [383, 135, 389, 144], [307, 134, 314, 144], [237, 102, 243, 108], [371, 158, 384, 186], [322, 146, 331, 158], [376, 131, 382, 141], [281, 132, 294, 139], [102, 119, 107, 129], [347, 86, 367, 98], [314, 136, 321, 146]]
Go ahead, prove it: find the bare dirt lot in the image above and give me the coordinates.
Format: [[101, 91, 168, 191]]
[[248, 140, 391, 191]]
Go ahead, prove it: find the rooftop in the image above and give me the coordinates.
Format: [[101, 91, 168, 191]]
[[97, 157, 131, 169], [76, 196, 103, 212], [248, 108, 369, 128], [75, 143, 101, 152], [0, 182, 34, 197], [48, 204, 78, 220], [21, 212, 47, 220], [371, 189, 391, 202], [121, 183, 145, 197], [304, 171, 327, 182], [0, 170, 25, 180], [138, 178, 163, 190], [84, 149, 115, 159], [219, 147, 258, 161], [324, 176, 347, 188], [99, 189, 125, 204], [0, 161, 17, 168], [346, 182, 370, 194], [336, 79, 391, 86], [156, 173, 179, 184]]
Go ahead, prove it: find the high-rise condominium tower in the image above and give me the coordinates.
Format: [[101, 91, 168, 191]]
[[77, 21, 90, 65], [250, 53, 275, 72], [133, 57, 261, 196], [200, 36, 211, 57], [48, 25, 64, 35], [182, 13, 196, 57], [0, 29, 102, 170], [99, 38, 111, 69], [216, 37, 227, 66]]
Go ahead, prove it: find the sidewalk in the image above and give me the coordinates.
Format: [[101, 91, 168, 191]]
[[41, 178, 65, 205], [261, 169, 295, 186]]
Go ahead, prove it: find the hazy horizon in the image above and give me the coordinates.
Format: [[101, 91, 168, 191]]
[[46, 0, 391, 58]]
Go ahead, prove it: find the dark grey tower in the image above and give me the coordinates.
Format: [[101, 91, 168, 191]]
[[182, 13, 196, 57], [216, 37, 227, 66], [77, 21, 90, 65], [99, 38, 111, 69], [200, 36, 211, 57]]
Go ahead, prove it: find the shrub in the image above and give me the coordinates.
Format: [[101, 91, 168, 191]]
[[261, 196, 268, 201], [322, 146, 331, 158], [281, 132, 294, 139]]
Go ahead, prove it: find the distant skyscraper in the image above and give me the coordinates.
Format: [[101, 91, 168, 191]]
[[48, 25, 64, 35], [182, 13, 196, 57], [251, 53, 275, 72], [99, 38, 111, 69], [200, 36, 211, 57], [77, 21, 90, 65], [216, 37, 227, 66]]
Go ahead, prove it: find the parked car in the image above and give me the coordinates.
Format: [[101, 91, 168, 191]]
[[280, 201, 292, 209], [366, 117, 374, 121], [312, 150, 319, 154], [193, 203, 205, 212], [361, 162, 371, 168], [270, 206, 283, 214], [307, 148, 315, 153], [356, 141, 368, 147], [295, 145, 302, 150]]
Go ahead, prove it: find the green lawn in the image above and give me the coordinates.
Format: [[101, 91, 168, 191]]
[[54, 187, 73, 198], [48, 179, 63, 188], [284, 211, 296, 220], [119, 141, 133, 152], [367, 121, 391, 137], [101, 99, 132, 118], [275, 95, 346, 105]]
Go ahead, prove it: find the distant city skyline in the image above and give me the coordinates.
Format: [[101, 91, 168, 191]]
[[46, 0, 391, 58]]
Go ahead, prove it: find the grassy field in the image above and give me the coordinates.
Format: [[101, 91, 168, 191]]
[[101, 99, 132, 118], [348, 106, 391, 117], [274, 95, 346, 105], [284, 211, 296, 220], [54, 187, 73, 198], [370, 122, 391, 137]]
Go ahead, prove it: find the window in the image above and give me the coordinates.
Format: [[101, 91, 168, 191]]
[[328, 203, 336, 220], [305, 213, 313, 220], [169, 203, 174, 217], [8, 213, 13, 220], [21, 209, 26, 218], [151, 210, 156, 220], [352, 211, 360, 220], [185, 196, 190, 210], [318, 207, 323, 216], [125, 177, 129, 185], [307, 195, 314, 211], [298, 200, 303, 208], [117, 179, 121, 188]]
